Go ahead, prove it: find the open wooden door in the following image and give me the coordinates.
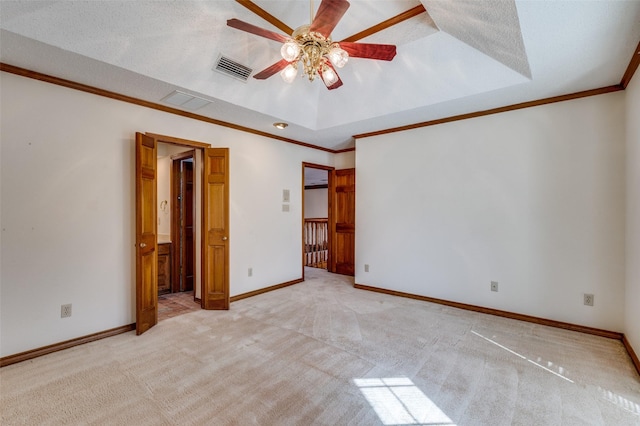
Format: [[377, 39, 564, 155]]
[[202, 148, 230, 309], [135, 132, 158, 334], [330, 168, 355, 276]]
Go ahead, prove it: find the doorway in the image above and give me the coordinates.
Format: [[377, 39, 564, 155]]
[[171, 151, 195, 294], [301, 163, 356, 278], [302, 163, 333, 276], [157, 145, 198, 321], [135, 132, 230, 335]]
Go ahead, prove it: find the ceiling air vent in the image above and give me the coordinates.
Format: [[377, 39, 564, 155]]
[[161, 90, 212, 111], [214, 55, 252, 82]]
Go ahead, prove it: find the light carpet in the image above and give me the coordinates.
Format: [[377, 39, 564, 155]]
[[1, 268, 639, 425]]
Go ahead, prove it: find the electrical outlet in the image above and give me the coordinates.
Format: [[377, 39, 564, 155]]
[[61, 304, 72, 318], [491, 281, 499, 292], [248, 267, 253, 277], [364, 264, 369, 272], [282, 204, 290, 212], [584, 293, 594, 306]]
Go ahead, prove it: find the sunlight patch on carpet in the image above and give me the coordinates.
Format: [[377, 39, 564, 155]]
[[354, 377, 455, 425], [598, 387, 640, 416], [471, 330, 574, 383]]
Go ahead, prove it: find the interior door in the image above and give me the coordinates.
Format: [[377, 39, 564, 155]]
[[202, 148, 230, 309], [184, 160, 195, 291], [330, 168, 355, 276], [135, 132, 158, 334]]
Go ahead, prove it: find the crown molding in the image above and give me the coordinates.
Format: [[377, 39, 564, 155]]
[[353, 85, 623, 140]]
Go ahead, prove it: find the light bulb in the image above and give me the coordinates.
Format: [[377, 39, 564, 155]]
[[321, 66, 338, 87], [280, 41, 300, 62], [280, 64, 298, 83], [327, 47, 348, 68]]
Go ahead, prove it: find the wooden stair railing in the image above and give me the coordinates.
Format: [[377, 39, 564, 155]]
[[304, 218, 328, 268]]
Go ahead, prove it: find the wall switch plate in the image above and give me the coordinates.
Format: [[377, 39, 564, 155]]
[[282, 204, 290, 212], [491, 281, 499, 292], [282, 189, 290, 203], [248, 267, 252, 277], [364, 264, 369, 272], [584, 293, 594, 306], [61, 304, 72, 318]]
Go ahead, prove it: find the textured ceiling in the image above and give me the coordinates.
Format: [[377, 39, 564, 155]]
[[304, 167, 329, 187], [1, 1, 639, 151]]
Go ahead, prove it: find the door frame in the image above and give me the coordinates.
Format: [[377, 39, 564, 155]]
[[301, 162, 334, 280]]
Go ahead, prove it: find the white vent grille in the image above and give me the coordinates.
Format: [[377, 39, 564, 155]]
[[214, 55, 252, 82]]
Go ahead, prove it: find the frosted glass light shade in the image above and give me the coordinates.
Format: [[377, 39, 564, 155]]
[[281, 41, 301, 62], [328, 47, 348, 68], [280, 64, 298, 83], [321, 66, 338, 86]]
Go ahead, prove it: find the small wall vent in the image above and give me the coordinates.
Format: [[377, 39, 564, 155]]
[[214, 55, 252, 82]]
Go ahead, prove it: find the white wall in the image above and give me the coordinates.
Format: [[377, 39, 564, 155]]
[[626, 73, 640, 351], [334, 150, 355, 170], [157, 155, 171, 237], [156, 143, 197, 238], [0, 71, 334, 357], [356, 92, 626, 331], [304, 188, 328, 219]]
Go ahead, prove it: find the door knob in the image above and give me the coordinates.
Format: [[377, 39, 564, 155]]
[[222, 237, 228, 241], [140, 243, 147, 248]]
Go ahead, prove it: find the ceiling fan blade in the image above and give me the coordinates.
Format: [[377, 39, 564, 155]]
[[227, 18, 289, 43], [341, 4, 426, 42], [339, 42, 397, 61], [235, 0, 294, 36], [309, 0, 350, 38], [320, 62, 343, 90], [253, 59, 290, 80]]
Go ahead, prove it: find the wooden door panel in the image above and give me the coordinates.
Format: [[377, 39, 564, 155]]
[[135, 132, 158, 335], [208, 183, 226, 230], [330, 168, 355, 276], [141, 250, 156, 307], [334, 233, 355, 276], [202, 148, 229, 310], [207, 245, 226, 294]]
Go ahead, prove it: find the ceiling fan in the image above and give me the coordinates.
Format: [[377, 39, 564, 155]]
[[227, 0, 425, 90]]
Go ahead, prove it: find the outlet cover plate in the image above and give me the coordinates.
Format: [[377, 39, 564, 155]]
[[584, 293, 594, 306], [61, 304, 72, 318]]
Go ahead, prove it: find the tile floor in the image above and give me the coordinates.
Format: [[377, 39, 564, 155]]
[[157, 291, 200, 321]]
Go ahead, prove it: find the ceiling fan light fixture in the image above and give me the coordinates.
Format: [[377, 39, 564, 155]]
[[281, 41, 301, 62], [227, 0, 397, 90], [280, 63, 298, 83], [328, 46, 348, 68]]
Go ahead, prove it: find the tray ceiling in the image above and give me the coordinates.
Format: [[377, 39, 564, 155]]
[[1, 1, 639, 151]]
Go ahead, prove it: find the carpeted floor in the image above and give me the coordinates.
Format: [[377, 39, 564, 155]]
[[1, 268, 639, 425]]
